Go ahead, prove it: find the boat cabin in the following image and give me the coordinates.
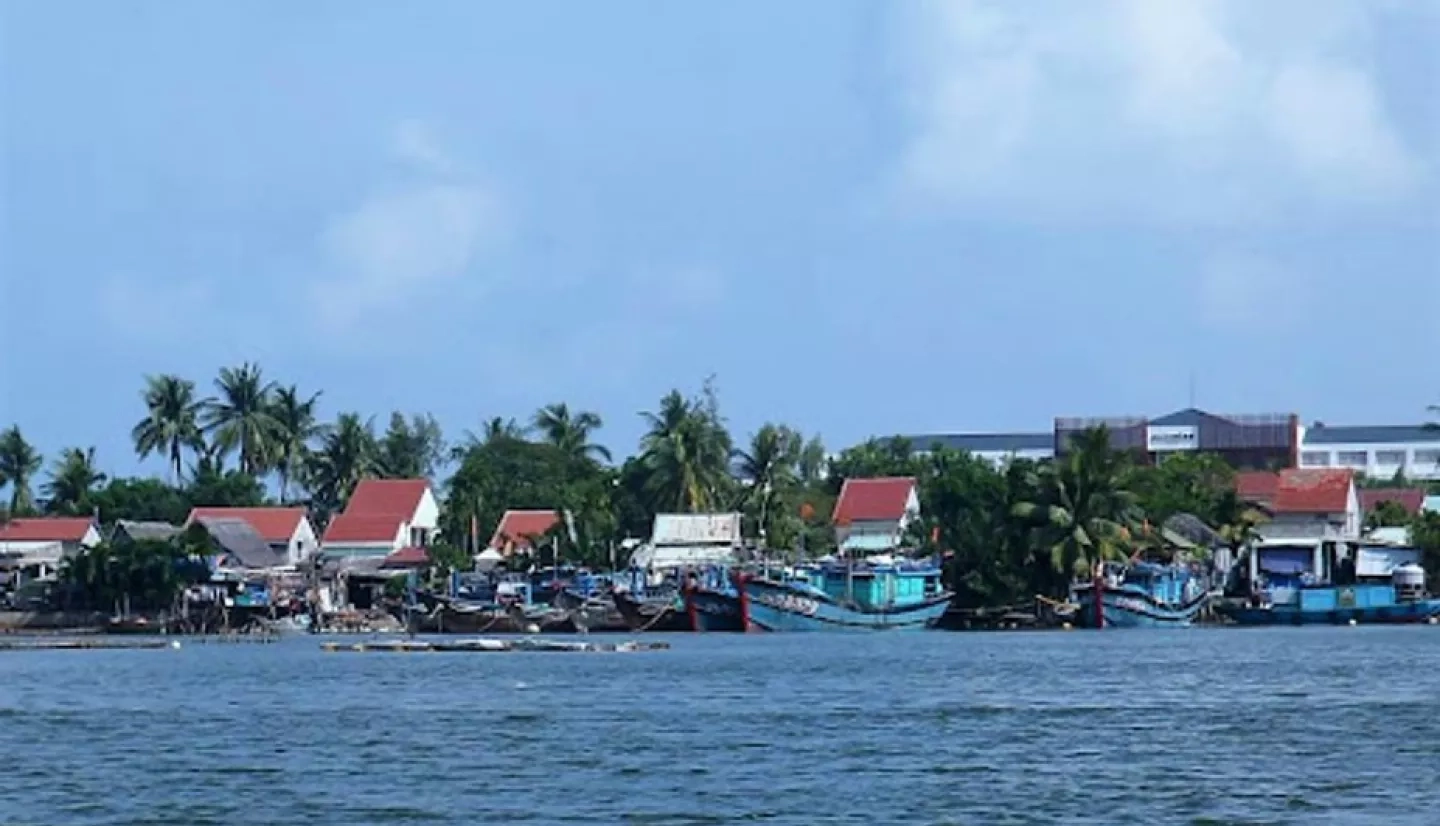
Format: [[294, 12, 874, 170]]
[[792, 561, 944, 609]]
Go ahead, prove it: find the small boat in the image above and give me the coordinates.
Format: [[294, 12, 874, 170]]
[[1070, 561, 1211, 629], [1218, 563, 1440, 626], [612, 588, 691, 632], [740, 559, 952, 632]]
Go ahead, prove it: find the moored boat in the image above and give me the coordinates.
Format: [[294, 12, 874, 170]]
[[740, 559, 952, 632], [612, 588, 691, 632], [1218, 563, 1440, 626], [681, 568, 748, 632], [1071, 561, 1211, 629]]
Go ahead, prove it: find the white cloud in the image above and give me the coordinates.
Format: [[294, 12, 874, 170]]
[[892, 0, 1427, 222], [311, 122, 508, 331]]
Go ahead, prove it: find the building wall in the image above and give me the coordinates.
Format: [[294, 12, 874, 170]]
[[1297, 440, 1440, 480], [286, 520, 320, 565]]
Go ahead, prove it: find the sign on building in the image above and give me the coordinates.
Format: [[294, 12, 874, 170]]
[[650, 513, 742, 546], [1146, 425, 1198, 452]]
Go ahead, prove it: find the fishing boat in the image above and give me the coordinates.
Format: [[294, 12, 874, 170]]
[[1217, 539, 1440, 626], [739, 558, 952, 632], [681, 568, 748, 632], [1070, 561, 1211, 629], [612, 587, 690, 632]]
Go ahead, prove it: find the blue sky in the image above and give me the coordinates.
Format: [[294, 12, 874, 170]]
[[2, 0, 1438, 478]]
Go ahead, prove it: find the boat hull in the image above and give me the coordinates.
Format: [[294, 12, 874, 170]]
[[612, 591, 691, 632], [682, 586, 748, 632], [1071, 584, 1210, 629], [1217, 597, 1440, 626], [742, 579, 951, 632]]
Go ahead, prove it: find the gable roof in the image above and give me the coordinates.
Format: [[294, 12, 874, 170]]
[[1358, 488, 1427, 516], [1149, 407, 1233, 428], [1303, 424, 1440, 445], [1273, 468, 1354, 514], [114, 520, 181, 543], [187, 507, 306, 543], [0, 517, 96, 542], [1235, 471, 1280, 504], [383, 546, 430, 568], [346, 479, 429, 517], [322, 512, 406, 545], [490, 509, 560, 550], [195, 517, 287, 569], [832, 477, 917, 524]]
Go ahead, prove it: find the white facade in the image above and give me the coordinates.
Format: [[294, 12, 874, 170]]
[[407, 487, 440, 547], [284, 519, 320, 566], [1297, 426, 1440, 480], [835, 486, 921, 553], [1257, 484, 1362, 543]]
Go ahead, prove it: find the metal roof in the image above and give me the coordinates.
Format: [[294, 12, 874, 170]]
[[196, 517, 286, 570], [903, 432, 1053, 453], [1302, 424, 1440, 445]]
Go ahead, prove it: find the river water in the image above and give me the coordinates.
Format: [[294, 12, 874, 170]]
[[3, 626, 1438, 825]]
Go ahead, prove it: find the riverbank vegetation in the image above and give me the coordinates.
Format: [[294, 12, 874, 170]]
[[2, 365, 1438, 605]]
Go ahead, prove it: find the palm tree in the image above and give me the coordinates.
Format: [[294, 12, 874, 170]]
[[269, 385, 323, 503], [532, 403, 611, 463], [305, 412, 378, 515], [0, 426, 43, 515], [639, 385, 733, 513], [735, 424, 802, 542], [132, 374, 204, 484], [202, 362, 279, 476], [1013, 426, 1141, 584], [42, 447, 107, 516]]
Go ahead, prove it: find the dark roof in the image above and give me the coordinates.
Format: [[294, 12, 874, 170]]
[[1358, 488, 1427, 515], [1303, 424, 1440, 445], [197, 517, 287, 570], [114, 520, 181, 543], [903, 432, 1053, 453], [1149, 408, 1225, 428]]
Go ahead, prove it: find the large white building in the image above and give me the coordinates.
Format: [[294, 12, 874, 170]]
[[1297, 424, 1440, 481]]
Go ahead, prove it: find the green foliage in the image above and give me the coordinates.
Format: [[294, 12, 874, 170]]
[[132, 374, 204, 484], [41, 447, 107, 516], [0, 425, 45, 515], [1128, 452, 1235, 526], [1365, 500, 1412, 531], [637, 379, 734, 513], [378, 411, 447, 479], [59, 539, 203, 613]]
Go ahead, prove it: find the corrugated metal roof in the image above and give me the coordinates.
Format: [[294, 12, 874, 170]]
[[904, 432, 1053, 453], [650, 514, 742, 546], [197, 517, 286, 570], [839, 533, 900, 552], [1303, 425, 1440, 445], [115, 520, 181, 542]]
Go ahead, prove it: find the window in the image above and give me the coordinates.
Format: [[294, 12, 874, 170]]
[[1300, 451, 1330, 467], [1414, 449, 1440, 467], [1375, 450, 1406, 467], [1336, 451, 1368, 468]]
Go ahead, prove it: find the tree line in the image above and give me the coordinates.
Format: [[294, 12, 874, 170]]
[[3, 365, 1438, 605]]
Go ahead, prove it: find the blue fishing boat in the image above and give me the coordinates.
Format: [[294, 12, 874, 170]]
[[1217, 540, 1440, 625], [681, 567, 747, 632], [739, 559, 952, 632], [1070, 561, 1211, 629]]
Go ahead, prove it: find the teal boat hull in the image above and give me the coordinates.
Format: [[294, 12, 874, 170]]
[[742, 578, 951, 632]]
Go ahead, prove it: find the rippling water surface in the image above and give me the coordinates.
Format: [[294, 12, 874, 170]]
[[3, 627, 1439, 825]]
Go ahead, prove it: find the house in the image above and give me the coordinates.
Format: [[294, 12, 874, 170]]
[[192, 517, 288, 572], [0, 517, 103, 580], [1235, 471, 1281, 510], [831, 476, 921, 554], [321, 513, 411, 559], [111, 520, 182, 545], [1253, 468, 1361, 542], [629, 513, 742, 569], [186, 507, 318, 566], [488, 509, 560, 556], [344, 479, 439, 548], [1357, 488, 1428, 519]]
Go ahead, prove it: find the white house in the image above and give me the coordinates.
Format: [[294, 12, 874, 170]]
[[186, 507, 318, 566], [1253, 468, 1362, 542], [0, 517, 103, 581], [1297, 424, 1440, 481], [832, 476, 921, 554], [320, 478, 439, 561]]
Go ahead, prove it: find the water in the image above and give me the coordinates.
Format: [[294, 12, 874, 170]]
[[3, 627, 1439, 825]]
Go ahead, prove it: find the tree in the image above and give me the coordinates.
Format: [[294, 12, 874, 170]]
[[132, 374, 204, 483], [202, 362, 279, 476], [1128, 452, 1235, 526], [1014, 427, 1142, 586], [89, 477, 191, 526], [638, 381, 734, 513], [378, 411, 446, 479], [42, 447, 107, 516], [0, 426, 43, 515], [306, 412, 378, 519], [269, 385, 323, 503], [734, 423, 802, 546], [1365, 499, 1412, 531], [532, 403, 611, 464]]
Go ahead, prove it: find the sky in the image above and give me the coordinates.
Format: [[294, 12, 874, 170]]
[[2, 0, 1438, 479]]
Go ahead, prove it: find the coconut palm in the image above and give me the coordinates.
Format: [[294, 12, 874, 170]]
[[0, 426, 44, 515], [735, 424, 802, 541], [42, 447, 107, 516], [202, 362, 279, 475], [269, 385, 324, 502], [639, 384, 734, 513], [305, 412, 379, 515], [132, 374, 204, 483], [532, 403, 611, 463], [1013, 426, 1142, 581]]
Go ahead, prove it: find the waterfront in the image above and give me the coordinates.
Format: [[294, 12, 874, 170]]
[[4, 627, 1439, 825]]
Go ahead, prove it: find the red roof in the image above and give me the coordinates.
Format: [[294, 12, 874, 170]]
[[383, 546, 430, 568], [1235, 471, 1280, 504], [1273, 468, 1354, 514], [0, 517, 96, 542], [1359, 488, 1427, 516], [489, 510, 560, 550], [187, 507, 306, 543], [832, 477, 917, 525], [346, 479, 429, 518], [322, 513, 405, 544]]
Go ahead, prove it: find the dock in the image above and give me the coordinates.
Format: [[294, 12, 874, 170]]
[[320, 637, 671, 654]]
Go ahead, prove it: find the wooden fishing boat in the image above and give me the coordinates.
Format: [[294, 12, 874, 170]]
[[612, 588, 691, 632], [739, 561, 951, 632]]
